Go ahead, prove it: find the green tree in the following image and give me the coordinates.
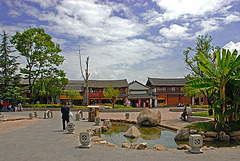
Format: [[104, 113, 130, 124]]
[[103, 87, 121, 109], [32, 72, 68, 104], [10, 28, 64, 99], [183, 35, 220, 109], [186, 49, 240, 126], [226, 80, 240, 122], [65, 90, 81, 105], [0, 30, 27, 104]]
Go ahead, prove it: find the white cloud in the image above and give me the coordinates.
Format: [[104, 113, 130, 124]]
[[8, 10, 21, 17], [36, 0, 145, 42], [224, 13, 240, 24], [159, 24, 191, 40], [60, 38, 172, 82], [195, 18, 220, 36], [0, 23, 25, 35], [153, 0, 233, 21], [142, 9, 165, 26], [26, 0, 59, 8], [223, 41, 240, 53]]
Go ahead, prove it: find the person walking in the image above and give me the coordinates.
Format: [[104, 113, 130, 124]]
[[61, 102, 70, 131]]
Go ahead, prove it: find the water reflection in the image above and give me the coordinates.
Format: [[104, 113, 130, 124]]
[[100, 122, 178, 148]]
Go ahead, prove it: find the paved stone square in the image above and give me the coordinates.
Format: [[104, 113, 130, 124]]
[[0, 108, 239, 161]]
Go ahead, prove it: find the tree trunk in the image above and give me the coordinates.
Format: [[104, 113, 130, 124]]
[[112, 97, 115, 109], [222, 85, 226, 117]]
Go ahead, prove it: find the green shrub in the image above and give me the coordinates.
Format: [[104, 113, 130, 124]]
[[70, 105, 87, 108], [23, 104, 87, 108], [104, 103, 133, 109]]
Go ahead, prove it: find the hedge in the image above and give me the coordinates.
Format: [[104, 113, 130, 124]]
[[104, 103, 133, 109], [23, 104, 87, 108]]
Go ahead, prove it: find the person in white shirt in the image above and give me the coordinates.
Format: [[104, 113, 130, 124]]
[[186, 104, 192, 116]]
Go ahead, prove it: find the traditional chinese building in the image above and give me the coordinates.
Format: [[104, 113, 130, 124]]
[[127, 80, 153, 107], [87, 79, 128, 105], [146, 77, 192, 107]]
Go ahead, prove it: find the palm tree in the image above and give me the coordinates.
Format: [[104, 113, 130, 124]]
[[186, 49, 240, 124]]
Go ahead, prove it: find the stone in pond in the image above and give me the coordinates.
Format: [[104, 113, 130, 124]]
[[137, 109, 161, 126], [123, 125, 141, 138], [122, 142, 130, 148], [174, 128, 190, 141]]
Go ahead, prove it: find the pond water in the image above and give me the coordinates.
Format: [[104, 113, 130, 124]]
[[100, 122, 240, 148], [100, 122, 178, 149]]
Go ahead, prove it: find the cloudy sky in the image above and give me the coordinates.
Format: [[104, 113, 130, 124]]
[[1, 0, 240, 83]]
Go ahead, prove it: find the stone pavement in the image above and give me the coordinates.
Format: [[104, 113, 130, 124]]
[[0, 109, 239, 161]]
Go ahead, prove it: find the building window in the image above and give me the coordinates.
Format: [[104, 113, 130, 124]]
[[157, 87, 166, 91], [167, 87, 180, 91], [90, 88, 95, 93]]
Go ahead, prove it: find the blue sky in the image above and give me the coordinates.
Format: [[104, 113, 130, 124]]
[[1, 0, 240, 83]]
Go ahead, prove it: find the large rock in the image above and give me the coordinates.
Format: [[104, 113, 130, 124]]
[[174, 128, 190, 141], [123, 126, 141, 138], [218, 131, 230, 141], [137, 109, 161, 126], [230, 131, 240, 137], [203, 137, 215, 142], [129, 143, 138, 149], [204, 131, 218, 138], [230, 131, 240, 141], [136, 142, 147, 150], [153, 144, 169, 151], [103, 120, 112, 129], [91, 136, 104, 142], [122, 142, 130, 148], [177, 144, 191, 150]]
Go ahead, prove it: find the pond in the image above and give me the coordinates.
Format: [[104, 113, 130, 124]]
[[100, 122, 178, 149], [100, 122, 240, 148]]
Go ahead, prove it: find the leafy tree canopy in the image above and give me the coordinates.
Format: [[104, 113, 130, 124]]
[[103, 87, 121, 108], [10, 28, 64, 87]]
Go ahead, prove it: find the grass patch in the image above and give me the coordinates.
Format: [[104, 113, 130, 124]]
[[186, 121, 240, 132], [186, 121, 215, 132], [190, 105, 210, 109], [193, 112, 214, 118]]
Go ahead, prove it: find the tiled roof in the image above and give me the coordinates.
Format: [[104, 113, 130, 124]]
[[65, 79, 128, 91], [87, 79, 128, 88], [128, 94, 152, 99], [147, 78, 187, 86], [65, 80, 84, 92]]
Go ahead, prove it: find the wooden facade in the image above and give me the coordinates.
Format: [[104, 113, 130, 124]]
[[146, 78, 192, 107], [128, 80, 152, 107], [62, 79, 128, 105]]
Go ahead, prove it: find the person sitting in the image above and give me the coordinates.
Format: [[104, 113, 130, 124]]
[[180, 106, 187, 121], [186, 104, 193, 116]]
